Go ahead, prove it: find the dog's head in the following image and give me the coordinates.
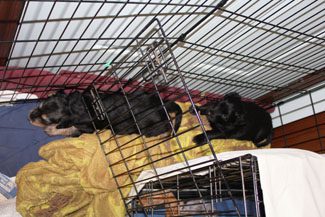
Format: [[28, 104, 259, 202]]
[[29, 91, 85, 137], [29, 91, 70, 127], [206, 92, 243, 125]]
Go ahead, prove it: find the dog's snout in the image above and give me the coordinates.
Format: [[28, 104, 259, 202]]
[[29, 108, 48, 128], [29, 108, 40, 121]]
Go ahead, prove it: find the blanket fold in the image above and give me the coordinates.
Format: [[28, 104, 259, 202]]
[[16, 103, 264, 217]]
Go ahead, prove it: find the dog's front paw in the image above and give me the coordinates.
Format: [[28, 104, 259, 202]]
[[189, 105, 196, 115], [56, 121, 72, 129], [193, 134, 208, 146], [44, 125, 59, 136], [189, 105, 201, 115], [44, 125, 80, 137]]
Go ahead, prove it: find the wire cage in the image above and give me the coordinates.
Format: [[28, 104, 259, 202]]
[[270, 86, 325, 153], [129, 154, 264, 217], [0, 0, 324, 216], [82, 16, 265, 217]]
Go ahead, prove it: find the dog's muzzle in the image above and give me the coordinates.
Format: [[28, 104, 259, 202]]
[[29, 108, 47, 127], [29, 108, 40, 121]]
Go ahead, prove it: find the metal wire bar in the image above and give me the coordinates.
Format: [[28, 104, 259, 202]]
[[110, 71, 180, 217], [92, 17, 212, 216], [175, 1, 319, 98], [38, 1, 121, 98], [2, 0, 322, 103], [109, 18, 212, 215], [82, 0, 226, 93], [81, 0, 208, 88], [277, 103, 289, 147], [0, 0, 29, 90], [0, 1, 324, 215], [3, 37, 177, 44], [308, 92, 323, 150], [172, 1, 277, 89], [21, 0, 217, 7], [83, 0, 189, 87], [251, 156, 262, 217], [82, 93, 137, 216], [18, 11, 212, 25], [7, 1, 58, 101], [182, 41, 314, 71], [129, 155, 263, 216], [206, 2, 322, 96], [73, 0, 158, 86], [156, 16, 243, 217], [25, 0, 84, 99], [235, 26, 322, 96], [82, 15, 246, 216], [176, 0, 322, 97], [239, 157, 248, 217]]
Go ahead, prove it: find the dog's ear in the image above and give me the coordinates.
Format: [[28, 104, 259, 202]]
[[56, 89, 65, 95], [67, 91, 82, 104], [67, 91, 84, 113], [47, 89, 65, 97], [224, 92, 241, 102]]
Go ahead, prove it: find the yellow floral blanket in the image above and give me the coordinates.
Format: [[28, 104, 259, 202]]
[[16, 103, 267, 217]]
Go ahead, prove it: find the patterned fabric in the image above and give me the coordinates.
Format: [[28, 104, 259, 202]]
[[16, 102, 268, 217]]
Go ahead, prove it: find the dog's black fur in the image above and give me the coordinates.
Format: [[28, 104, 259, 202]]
[[190, 92, 273, 147], [29, 90, 183, 137]]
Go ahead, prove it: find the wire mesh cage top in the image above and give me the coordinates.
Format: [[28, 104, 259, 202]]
[[0, 0, 324, 104], [0, 1, 324, 217]]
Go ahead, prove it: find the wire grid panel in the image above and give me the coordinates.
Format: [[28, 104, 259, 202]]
[[84, 18, 238, 217], [130, 154, 264, 217], [1, 1, 324, 105]]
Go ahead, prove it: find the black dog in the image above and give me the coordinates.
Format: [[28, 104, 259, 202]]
[[29, 90, 183, 137], [190, 92, 273, 147]]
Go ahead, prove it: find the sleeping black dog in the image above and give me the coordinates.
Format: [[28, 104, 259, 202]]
[[190, 92, 273, 147], [29, 90, 182, 137]]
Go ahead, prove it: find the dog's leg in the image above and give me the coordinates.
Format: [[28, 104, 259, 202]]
[[57, 112, 93, 129], [74, 124, 95, 134], [56, 119, 75, 129], [44, 125, 80, 137], [196, 105, 210, 115], [193, 130, 225, 146], [254, 132, 273, 147]]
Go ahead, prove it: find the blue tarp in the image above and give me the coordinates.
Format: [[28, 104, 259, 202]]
[[0, 103, 62, 177]]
